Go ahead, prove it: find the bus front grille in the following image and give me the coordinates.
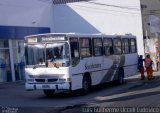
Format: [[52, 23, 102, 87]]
[[35, 78, 58, 83], [48, 79, 58, 82], [35, 79, 45, 82]]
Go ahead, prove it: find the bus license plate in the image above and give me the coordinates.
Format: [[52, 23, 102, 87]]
[[42, 85, 50, 89]]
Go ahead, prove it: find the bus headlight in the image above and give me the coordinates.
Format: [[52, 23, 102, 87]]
[[58, 78, 66, 82], [26, 79, 34, 83], [58, 78, 71, 82], [66, 78, 71, 82]]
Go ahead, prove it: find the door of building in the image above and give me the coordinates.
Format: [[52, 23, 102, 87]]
[[12, 40, 25, 80], [0, 40, 11, 82]]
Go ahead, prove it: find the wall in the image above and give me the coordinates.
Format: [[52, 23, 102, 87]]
[[0, 0, 54, 31], [0, 0, 53, 82], [0, 0, 144, 55], [53, 0, 144, 55], [140, 0, 160, 70]]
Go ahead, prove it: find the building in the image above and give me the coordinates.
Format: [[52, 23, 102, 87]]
[[0, 0, 143, 82], [0, 0, 52, 82], [53, 0, 143, 53], [140, 0, 160, 70]]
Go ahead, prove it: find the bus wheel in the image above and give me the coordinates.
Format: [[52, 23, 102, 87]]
[[81, 76, 90, 95], [43, 90, 55, 97], [117, 69, 124, 85]]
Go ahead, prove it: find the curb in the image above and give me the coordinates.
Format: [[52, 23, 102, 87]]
[[125, 72, 160, 83]]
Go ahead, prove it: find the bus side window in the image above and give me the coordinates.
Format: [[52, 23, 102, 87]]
[[93, 38, 103, 56], [79, 38, 92, 58], [122, 38, 129, 54], [130, 38, 137, 53], [70, 37, 80, 66], [103, 38, 113, 56], [113, 38, 122, 55]]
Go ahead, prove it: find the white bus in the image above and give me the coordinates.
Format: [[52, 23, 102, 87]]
[[24, 33, 138, 96]]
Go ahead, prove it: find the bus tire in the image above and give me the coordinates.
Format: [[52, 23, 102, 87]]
[[80, 75, 91, 95], [43, 90, 55, 97], [117, 69, 124, 85]]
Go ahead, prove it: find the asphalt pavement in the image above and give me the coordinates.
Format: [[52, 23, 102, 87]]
[[61, 71, 160, 113], [0, 71, 160, 113]]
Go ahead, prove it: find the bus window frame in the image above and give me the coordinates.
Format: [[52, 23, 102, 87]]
[[79, 38, 92, 58], [130, 38, 137, 53], [113, 38, 122, 55], [93, 38, 103, 57], [103, 38, 113, 56], [122, 38, 130, 54], [69, 37, 80, 66]]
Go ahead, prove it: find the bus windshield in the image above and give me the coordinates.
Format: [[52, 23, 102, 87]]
[[25, 42, 70, 68]]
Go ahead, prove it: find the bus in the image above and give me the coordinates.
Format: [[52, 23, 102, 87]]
[[24, 33, 138, 96]]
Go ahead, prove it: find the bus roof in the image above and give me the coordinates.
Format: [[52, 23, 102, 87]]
[[24, 32, 136, 39]]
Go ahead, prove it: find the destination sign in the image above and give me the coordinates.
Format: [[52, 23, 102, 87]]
[[27, 38, 37, 43], [27, 35, 68, 43], [41, 36, 66, 42]]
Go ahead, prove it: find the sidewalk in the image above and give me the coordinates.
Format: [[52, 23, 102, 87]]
[[56, 71, 160, 113], [0, 80, 24, 86], [125, 71, 160, 82]]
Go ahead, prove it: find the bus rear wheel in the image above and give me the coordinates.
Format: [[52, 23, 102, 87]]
[[117, 69, 124, 84], [80, 76, 91, 95], [43, 90, 55, 97]]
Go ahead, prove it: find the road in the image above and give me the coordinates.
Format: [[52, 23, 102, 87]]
[[0, 72, 160, 113]]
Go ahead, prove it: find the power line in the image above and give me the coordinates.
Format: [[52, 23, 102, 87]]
[[70, 4, 141, 15], [87, 1, 140, 11], [52, 0, 90, 4]]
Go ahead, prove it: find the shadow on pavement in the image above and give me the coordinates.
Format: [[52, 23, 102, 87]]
[[37, 81, 121, 99]]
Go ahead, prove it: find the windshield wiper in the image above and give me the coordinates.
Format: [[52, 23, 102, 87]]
[[33, 64, 39, 69], [33, 64, 45, 69]]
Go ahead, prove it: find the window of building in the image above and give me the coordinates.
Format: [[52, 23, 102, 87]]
[[0, 40, 9, 48], [122, 38, 129, 54], [103, 38, 113, 56], [113, 38, 122, 54], [70, 37, 80, 66], [93, 38, 103, 56], [0, 40, 10, 82], [130, 38, 137, 53], [12, 40, 25, 80], [79, 38, 92, 58]]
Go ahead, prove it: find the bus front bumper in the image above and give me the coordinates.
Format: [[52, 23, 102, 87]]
[[25, 82, 70, 91]]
